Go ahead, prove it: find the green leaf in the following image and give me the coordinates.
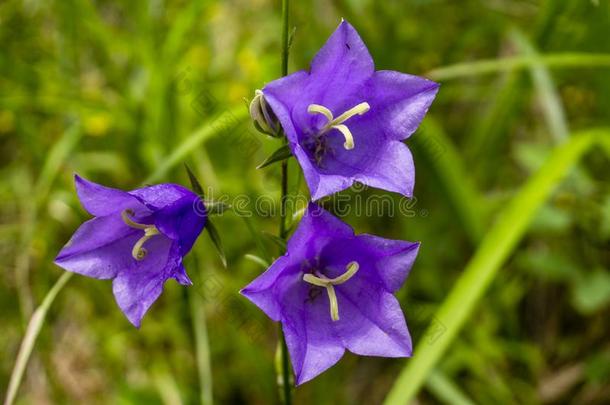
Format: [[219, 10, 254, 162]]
[[257, 144, 292, 169], [205, 219, 227, 268], [184, 164, 204, 196], [383, 129, 607, 405], [185, 164, 227, 268]]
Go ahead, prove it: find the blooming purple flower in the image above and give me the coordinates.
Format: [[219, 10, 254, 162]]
[[55, 175, 206, 327], [261, 20, 439, 200], [241, 203, 419, 384]]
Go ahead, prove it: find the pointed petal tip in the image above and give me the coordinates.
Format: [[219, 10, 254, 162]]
[[337, 18, 353, 31], [123, 308, 144, 329], [73, 172, 91, 189], [129, 318, 142, 329], [239, 286, 256, 300], [174, 268, 193, 286]]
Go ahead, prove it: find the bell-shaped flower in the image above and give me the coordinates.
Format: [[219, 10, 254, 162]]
[[260, 20, 439, 200], [241, 203, 419, 384], [55, 175, 206, 327]]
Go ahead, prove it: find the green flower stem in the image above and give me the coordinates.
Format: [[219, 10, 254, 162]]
[[276, 1, 293, 404]]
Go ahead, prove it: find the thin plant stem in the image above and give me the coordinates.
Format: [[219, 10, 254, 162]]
[[4, 272, 73, 405], [189, 286, 214, 405], [276, 1, 292, 404]]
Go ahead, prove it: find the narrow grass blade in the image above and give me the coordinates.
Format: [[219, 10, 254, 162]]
[[415, 118, 484, 245], [383, 129, 606, 404], [145, 107, 249, 184], [34, 122, 81, 207], [162, 0, 205, 62], [152, 366, 185, 405], [245, 254, 270, 269], [242, 216, 272, 263], [189, 279, 214, 405], [465, 69, 521, 174], [426, 370, 476, 405], [427, 53, 610, 81], [510, 28, 569, 142], [4, 272, 73, 405]]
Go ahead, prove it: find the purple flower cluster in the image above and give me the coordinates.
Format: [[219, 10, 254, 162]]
[[55, 19, 436, 386], [243, 21, 437, 383]]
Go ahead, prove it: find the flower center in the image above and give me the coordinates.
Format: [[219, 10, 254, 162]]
[[307, 102, 370, 150], [121, 209, 160, 260], [302, 261, 360, 321]]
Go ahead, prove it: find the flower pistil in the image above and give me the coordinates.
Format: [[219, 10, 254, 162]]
[[121, 209, 160, 260], [303, 261, 360, 321]]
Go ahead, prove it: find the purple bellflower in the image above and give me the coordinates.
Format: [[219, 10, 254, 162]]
[[241, 203, 419, 385], [55, 175, 206, 327], [259, 20, 439, 200]]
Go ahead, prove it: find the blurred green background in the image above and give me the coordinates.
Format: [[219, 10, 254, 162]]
[[2, 0, 610, 404]]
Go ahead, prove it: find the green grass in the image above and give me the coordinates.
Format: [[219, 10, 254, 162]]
[[2, 1, 610, 404]]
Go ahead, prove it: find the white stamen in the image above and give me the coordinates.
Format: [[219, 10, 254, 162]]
[[332, 124, 354, 150], [302, 261, 360, 321], [307, 102, 370, 150], [307, 104, 334, 122]]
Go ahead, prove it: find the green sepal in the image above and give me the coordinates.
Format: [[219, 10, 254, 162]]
[[257, 144, 292, 169], [184, 164, 227, 268]]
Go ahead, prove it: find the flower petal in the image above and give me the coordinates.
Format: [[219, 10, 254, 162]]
[[312, 134, 416, 198], [75, 174, 141, 217], [351, 141, 416, 198], [263, 71, 310, 147], [314, 236, 413, 356], [308, 20, 374, 106], [365, 70, 439, 140], [153, 194, 206, 255], [241, 255, 294, 322], [287, 202, 353, 256], [55, 214, 140, 280], [111, 238, 181, 327], [335, 288, 412, 358], [280, 278, 345, 385], [173, 263, 193, 286], [129, 183, 195, 211], [357, 235, 420, 292]]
